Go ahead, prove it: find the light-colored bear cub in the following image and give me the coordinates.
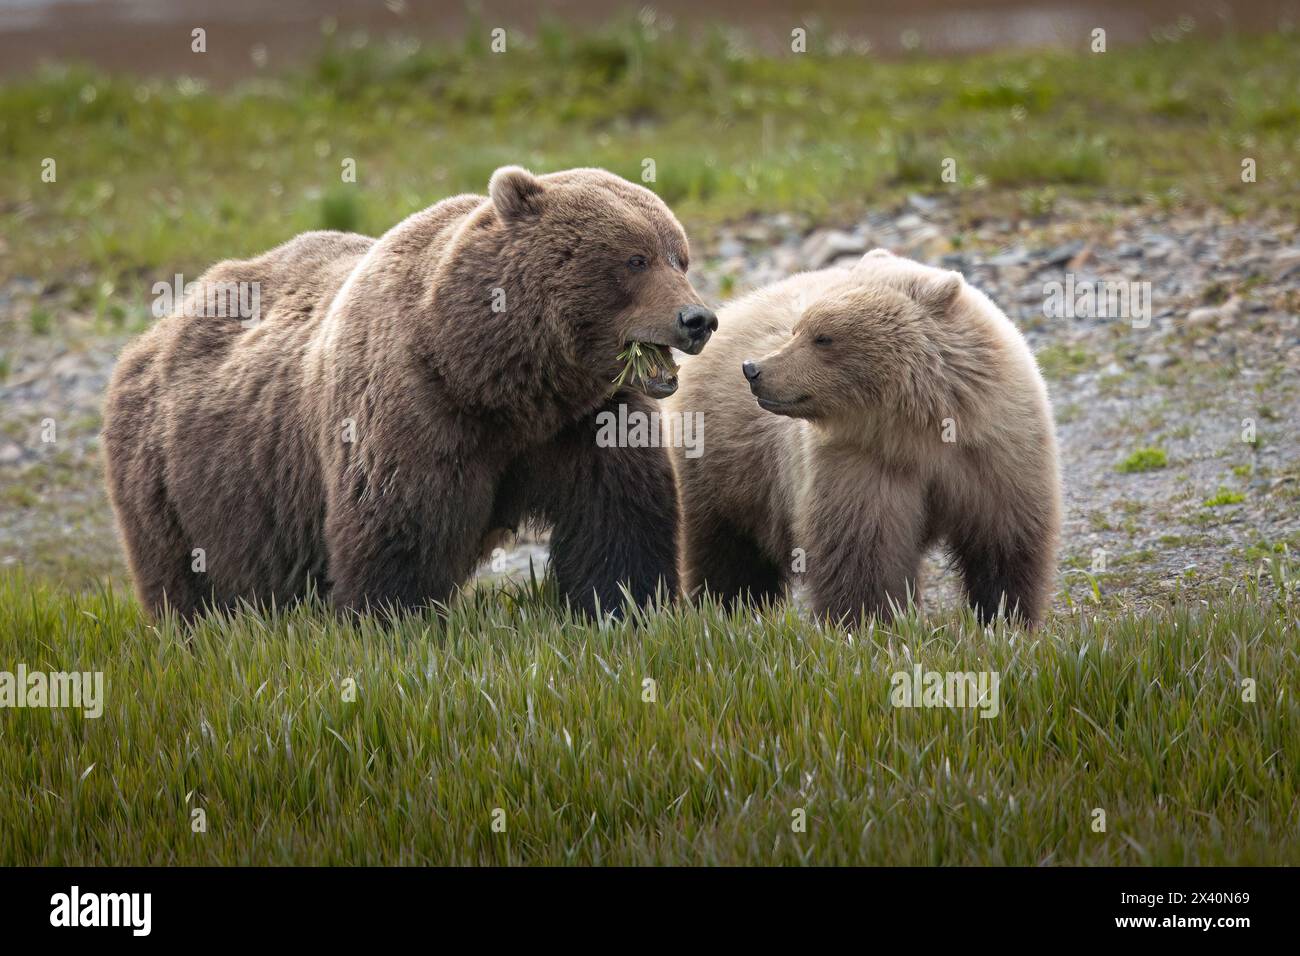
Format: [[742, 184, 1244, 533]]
[[666, 249, 1061, 627]]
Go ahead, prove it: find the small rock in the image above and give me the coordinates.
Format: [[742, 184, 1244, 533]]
[[900, 225, 948, 260], [716, 237, 745, 259], [1038, 241, 1085, 268], [907, 193, 940, 213], [1271, 248, 1300, 281], [1187, 297, 1241, 327], [988, 246, 1030, 267], [718, 256, 748, 281], [767, 213, 799, 233], [772, 248, 801, 273], [1138, 352, 1174, 370], [801, 230, 868, 269], [1142, 236, 1175, 262]]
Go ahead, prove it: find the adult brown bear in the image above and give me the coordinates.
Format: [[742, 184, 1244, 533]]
[[103, 166, 716, 620]]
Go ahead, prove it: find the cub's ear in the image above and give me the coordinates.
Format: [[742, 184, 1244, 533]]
[[907, 270, 963, 314], [489, 166, 544, 221], [861, 248, 895, 261]]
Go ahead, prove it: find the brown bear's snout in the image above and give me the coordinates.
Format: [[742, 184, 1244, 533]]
[[677, 305, 718, 354]]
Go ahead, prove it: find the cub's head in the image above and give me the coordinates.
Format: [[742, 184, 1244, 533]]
[[487, 166, 716, 399], [741, 250, 963, 422]]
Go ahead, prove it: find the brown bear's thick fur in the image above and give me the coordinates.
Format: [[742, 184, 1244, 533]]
[[103, 166, 716, 619], [666, 249, 1061, 627]]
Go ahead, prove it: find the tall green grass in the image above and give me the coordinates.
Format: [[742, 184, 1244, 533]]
[[1, 560, 1295, 865]]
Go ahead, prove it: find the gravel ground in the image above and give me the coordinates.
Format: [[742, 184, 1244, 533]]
[[2, 195, 1297, 613]]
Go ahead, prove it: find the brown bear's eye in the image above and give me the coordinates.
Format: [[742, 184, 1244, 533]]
[[627, 255, 648, 271], [814, 334, 833, 346]]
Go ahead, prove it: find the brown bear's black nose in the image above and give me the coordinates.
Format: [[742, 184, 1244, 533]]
[[678, 305, 718, 338], [742, 359, 761, 382]]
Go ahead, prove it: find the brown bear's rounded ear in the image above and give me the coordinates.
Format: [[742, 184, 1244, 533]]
[[489, 166, 544, 222], [909, 270, 963, 314]]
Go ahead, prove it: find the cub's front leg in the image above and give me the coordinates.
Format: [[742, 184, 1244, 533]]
[[800, 456, 927, 626]]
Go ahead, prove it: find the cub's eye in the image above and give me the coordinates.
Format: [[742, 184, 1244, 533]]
[[814, 334, 833, 346], [627, 255, 648, 271]]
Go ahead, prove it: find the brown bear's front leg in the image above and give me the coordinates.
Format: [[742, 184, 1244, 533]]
[[517, 390, 680, 617], [679, 513, 784, 612], [800, 457, 927, 627], [324, 455, 498, 615]]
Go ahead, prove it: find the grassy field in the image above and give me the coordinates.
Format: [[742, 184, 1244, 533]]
[[2, 21, 1298, 299], [1, 557, 1296, 866]]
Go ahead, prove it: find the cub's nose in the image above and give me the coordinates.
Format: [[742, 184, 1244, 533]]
[[677, 305, 718, 354], [742, 359, 761, 382]]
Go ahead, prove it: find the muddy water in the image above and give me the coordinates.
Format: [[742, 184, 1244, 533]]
[[0, 0, 1292, 80]]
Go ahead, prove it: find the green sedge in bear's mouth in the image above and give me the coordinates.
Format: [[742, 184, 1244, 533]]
[[612, 341, 680, 399]]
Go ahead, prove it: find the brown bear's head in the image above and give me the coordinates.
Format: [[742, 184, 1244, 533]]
[[485, 166, 716, 401], [741, 251, 963, 423]]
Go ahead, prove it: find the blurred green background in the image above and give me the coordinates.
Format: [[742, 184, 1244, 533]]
[[1, 6, 1297, 298]]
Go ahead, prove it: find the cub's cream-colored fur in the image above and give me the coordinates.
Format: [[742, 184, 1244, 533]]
[[666, 249, 1061, 626]]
